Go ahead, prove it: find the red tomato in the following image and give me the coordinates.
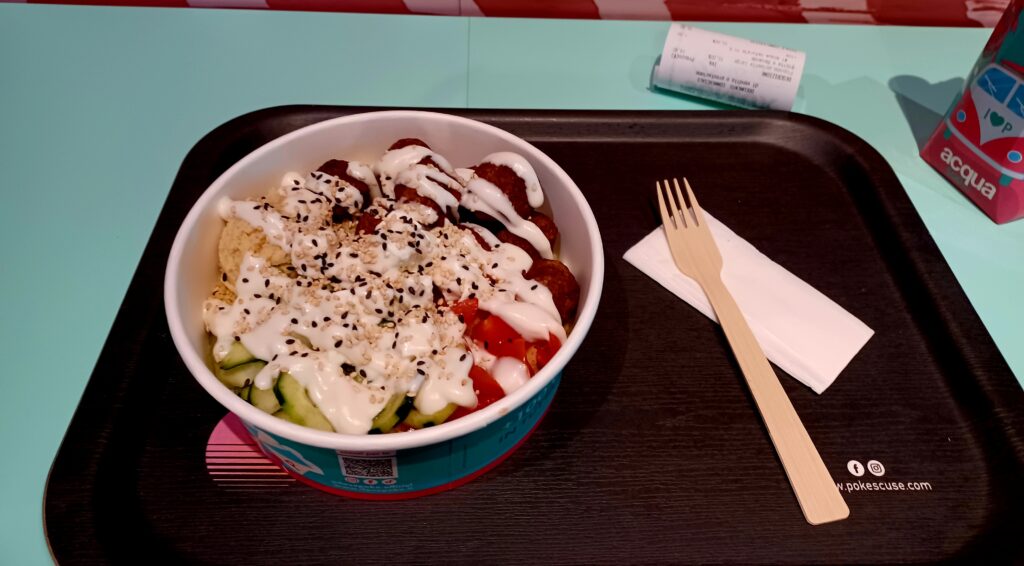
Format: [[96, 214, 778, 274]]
[[472, 314, 526, 361], [448, 365, 504, 422], [470, 365, 504, 409], [451, 298, 479, 329]]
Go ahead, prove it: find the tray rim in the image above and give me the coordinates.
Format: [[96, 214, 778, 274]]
[[43, 105, 1024, 564]]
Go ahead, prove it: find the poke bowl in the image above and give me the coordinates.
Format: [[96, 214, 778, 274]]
[[165, 110, 604, 498]]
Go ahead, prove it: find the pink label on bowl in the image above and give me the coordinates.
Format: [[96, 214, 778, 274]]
[[205, 413, 295, 491]]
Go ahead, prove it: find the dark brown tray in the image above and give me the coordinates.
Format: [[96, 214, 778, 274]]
[[45, 107, 1024, 564]]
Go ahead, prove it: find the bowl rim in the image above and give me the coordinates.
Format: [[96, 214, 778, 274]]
[[165, 110, 604, 451]]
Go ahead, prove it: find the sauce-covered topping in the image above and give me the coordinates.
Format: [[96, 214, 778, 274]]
[[204, 146, 572, 434]]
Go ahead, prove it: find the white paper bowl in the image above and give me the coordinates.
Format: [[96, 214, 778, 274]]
[[165, 110, 603, 497]]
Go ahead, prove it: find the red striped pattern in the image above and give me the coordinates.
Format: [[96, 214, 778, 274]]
[[205, 414, 295, 492], [0, 0, 1009, 26]]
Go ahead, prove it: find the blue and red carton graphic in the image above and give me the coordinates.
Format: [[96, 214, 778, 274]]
[[922, 2, 1024, 224]]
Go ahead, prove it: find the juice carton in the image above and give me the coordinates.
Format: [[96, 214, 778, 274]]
[[921, 2, 1024, 223]]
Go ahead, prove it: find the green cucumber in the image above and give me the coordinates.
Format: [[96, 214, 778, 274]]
[[215, 361, 265, 389], [240, 382, 252, 402], [220, 341, 256, 370], [250, 383, 282, 414], [369, 393, 414, 434], [272, 409, 298, 424], [274, 373, 334, 432], [403, 403, 458, 429]]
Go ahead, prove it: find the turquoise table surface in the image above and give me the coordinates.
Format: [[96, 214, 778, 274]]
[[1, 5, 1019, 564]]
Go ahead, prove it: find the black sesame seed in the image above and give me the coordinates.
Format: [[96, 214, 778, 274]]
[[243, 308, 250, 315], [359, 369, 367, 378], [334, 340, 343, 348], [291, 318, 298, 324], [458, 314, 465, 323], [460, 353, 467, 361], [531, 284, 538, 290], [341, 363, 356, 374], [253, 294, 262, 299], [242, 278, 249, 283], [375, 308, 383, 314], [491, 263, 498, 269], [301, 352, 309, 358], [286, 339, 295, 345], [289, 350, 298, 356], [221, 273, 227, 282], [416, 368, 425, 376], [311, 321, 318, 328]]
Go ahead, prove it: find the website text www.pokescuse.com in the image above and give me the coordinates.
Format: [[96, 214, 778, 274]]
[[837, 480, 933, 492]]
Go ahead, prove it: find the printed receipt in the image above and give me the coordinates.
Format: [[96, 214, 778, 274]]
[[652, 25, 806, 111]]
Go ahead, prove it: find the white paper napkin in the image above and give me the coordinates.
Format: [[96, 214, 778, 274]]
[[623, 212, 873, 393]]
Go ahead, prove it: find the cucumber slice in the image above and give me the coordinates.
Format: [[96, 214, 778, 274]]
[[272, 409, 298, 424], [250, 383, 282, 414], [274, 373, 334, 432], [403, 403, 458, 429], [369, 393, 414, 434], [240, 382, 252, 402], [220, 341, 256, 370], [215, 361, 265, 389]]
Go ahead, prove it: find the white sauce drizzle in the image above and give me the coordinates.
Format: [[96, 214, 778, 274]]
[[491, 357, 530, 395], [481, 152, 544, 208], [461, 178, 554, 259], [207, 146, 572, 434]]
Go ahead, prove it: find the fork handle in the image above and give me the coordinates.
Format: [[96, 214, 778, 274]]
[[701, 275, 850, 525]]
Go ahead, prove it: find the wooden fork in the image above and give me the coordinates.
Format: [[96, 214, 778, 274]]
[[657, 178, 849, 526]]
